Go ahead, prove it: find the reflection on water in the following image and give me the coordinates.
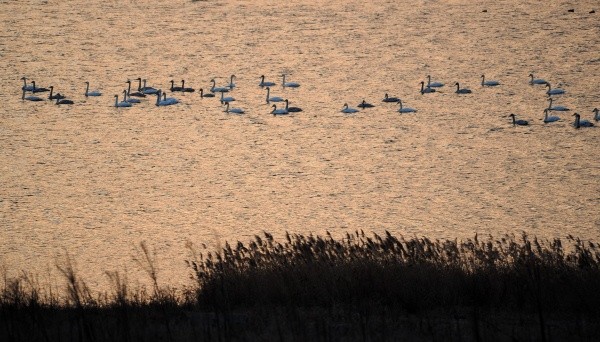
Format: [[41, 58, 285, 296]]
[[1, 0, 598, 290]]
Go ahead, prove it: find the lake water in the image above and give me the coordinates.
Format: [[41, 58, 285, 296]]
[[1, 0, 599, 291]]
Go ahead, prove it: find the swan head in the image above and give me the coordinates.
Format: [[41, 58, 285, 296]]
[[572, 113, 580, 118], [592, 108, 599, 113], [508, 114, 516, 118]]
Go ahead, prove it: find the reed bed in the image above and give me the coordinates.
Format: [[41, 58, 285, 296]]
[[2, 231, 600, 341]]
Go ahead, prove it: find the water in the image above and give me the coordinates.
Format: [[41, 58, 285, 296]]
[[1, 0, 599, 291]]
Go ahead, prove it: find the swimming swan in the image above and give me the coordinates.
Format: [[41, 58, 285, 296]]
[[341, 103, 359, 113], [284, 99, 303, 112], [546, 83, 565, 95], [199, 88, 215, 98], [282, 74, 300, 88], [543, 109, 560, 123], [227, 75, 236, 89], [547, 98, 569, 111], [455, 82, 472, 94], [124, 90, 141, 104], [259, 75, 276, 87], [181, 80, 195, 93], [223, 102, 244, 114], [572, 113, 594, 128], [162, 91, 179, 105], [114, 95, 131, 107], [357, 99, 375, 108], [265, 87, 283, 103], [31, 81, 49, 93], [528, 73, 548, 85], [382, 93, 400, 103], [21, 89, 43, 101], [210, 79, 230, 93], [271, 104, 289, 115], [170, 80, 183, 92], [126, 80, 146, 97], [155, 90, 177, 106], [48, 86, 65, 100], [509, 113, 528, 126], [481, 75, 500, 86], [398, 100, 417, 113], [593, 108, 599, 122], [138, 78, 159, 95], [21, 77, 35, 92], [220, 91, 235, 104], [84, 81, 102, 97], [426, 75, 444, 88], [420, 81, 436, 94]]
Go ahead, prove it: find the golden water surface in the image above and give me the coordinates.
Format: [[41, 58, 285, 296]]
[[1, 0, 599, 291]]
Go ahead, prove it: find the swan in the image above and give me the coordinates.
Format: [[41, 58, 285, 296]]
[[282, 74, 300, 88], [219, 91, 235, 104], [199, 88, 215, 98], [572, 113, 594, 128], [284, 99, 302, 112], [31, 81, 49, 93], [547, 98, 569, 111], [126, 80, 146, 97], [528, 73, 548, 85], [259, 75, 276, 87], [210, 79, 230, 93], [543, 109, 560, 123], [21, 77, 35, 91], [546, 83, 565, 95], [508, 114, 528, 126], [48, 86, 65, 100], [162, 91, 179, 105], [21, 89, 43, 101], [593, 108, 599, 122], [138, 78, 159, 95], [455, 82, 472, 94], [481, 75, 500, 86], [84, 81, 102, 97], [223, 102, 244, 114], [155, 91, 173, 106], [271, 104, 289, 115], [55, 97, 74, 105], [124, 90, 141, 104], [341, 103, 359, 113], [180, 80, 195, 93], [357, 99, 375, 108], [426, 75, 444, 88], [170, 80, 183, 92], [114, 95, 131, 107], [227, 75, 236, 89], [397, 100, 417, 113], [382, 93, 400, 103], [420, 81, 436, 94], [265, 87, 283, 103]]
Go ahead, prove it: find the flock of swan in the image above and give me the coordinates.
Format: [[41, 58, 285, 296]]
[[20, 73, 599, 128]]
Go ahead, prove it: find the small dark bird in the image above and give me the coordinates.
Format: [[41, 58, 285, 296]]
[[482, 9, 487, 13], [590, 10, 595, 14], [568, 9, 574, 12]]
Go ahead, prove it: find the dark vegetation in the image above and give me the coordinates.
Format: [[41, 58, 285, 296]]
[[2, 231, 600, 341]]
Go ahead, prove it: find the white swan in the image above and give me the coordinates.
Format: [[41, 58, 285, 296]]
[[220, 91, 235, 104], [426, 75, 444, 88], [509, 114, 528, 126], [528, 73, 548, 85], [543, 109, 560, 123], [382, 93, 400, 103], [210, 79, 230, 93], [139, 78, 159, 95], [547, 98, 569, 111], [259, 75, 276, 87], [162, 91, 179, 105], [284, 99, 302, 112], [572, 113, 594, 128], [84, 81, 102, 97], [271, 104, 289, 115], [223, 102, 244, 114], [155, 90, 176, 106], [21, 77, 34, 91], [341, 103, 359, 113], [546, 83, 565, 95], [124, 90, 141, 104], [455, 82, 472, 94], [199, 88, 215, 98], [31, 81, 49, 93], [227, 75, 236, 89], [481, 75, 500, 86], [357, 99, 375, 108], [48, 86, 65, 100], [420, 81, 436, 94], [114, 95, 131, 107], [265, 87, 283, 103], [21, 89, 43, 101], [282, 74, 300, 88], [398, 100, 417, 113], [126, 80, 146, 97], [593, 108, 599, 122]]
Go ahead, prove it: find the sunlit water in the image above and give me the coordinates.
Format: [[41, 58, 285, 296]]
[[1, 0, 599, 291]]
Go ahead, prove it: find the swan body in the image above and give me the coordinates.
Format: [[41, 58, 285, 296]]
[[529, 73, 548, 85], [265, 87, 283, 103], [170, 80, 183, 92], [357, 100, 375, 108], [181, 80, 195, 93], [223, 102, 244, 114], [341, 103, 359, 113], [455, 82, 472, 94], [139, 79, 159, 95], [227, 75, 236, 89], [48, 86, 65, 100], [124, 90, 141, 104], [31, 81, 49, 93], [84, 81, 102, 97], [55, 97, 74, 105], [572, 113, 594, 128], [22, 90, 43, 101], [593, 108, 599, 122], [155, 90, 177, 106], [21, 77, 35, 91], [547, 98, 569, 111], [543, 109, 560, 123], [382, 93, 400, 103], [282, 74, 300, 88], [271, 104, 289, 115], [426, 75, 444, 88], [398, 100, 417, 113], [284, 99, 302, 112], [199, 88, 215, 98], [126, 80, 146, 97], [509, 114, 528, 126], [210, 79, 230, 93], [481, 75, 500, 86], [220, 92, 235, 104], [420, 81, 436, 94], [546, 83, 565, 95], [259, 75, 276, 87], [114, 95, 131, 107], [162, 91, 179, 105]]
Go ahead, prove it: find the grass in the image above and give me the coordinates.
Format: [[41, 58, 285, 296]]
[[2, 231, 600, 340]]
